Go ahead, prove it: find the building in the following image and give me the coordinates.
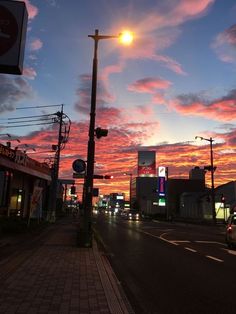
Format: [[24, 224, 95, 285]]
[[215, 181, 236, 214], [167, 178, 205, 219], [0, 143, 51, 218], [133, 177, 159, 215]]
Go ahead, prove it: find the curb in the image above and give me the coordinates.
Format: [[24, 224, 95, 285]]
[[93, 240, 135, 314]]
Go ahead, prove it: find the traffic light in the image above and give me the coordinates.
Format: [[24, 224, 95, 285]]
[[204, 165, 217, 172], [104, 175, 113, 179], [70, 185, 76, 194], [95, 127, 108, 139]]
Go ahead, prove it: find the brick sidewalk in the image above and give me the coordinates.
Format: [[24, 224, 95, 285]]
[[0, 220, 134, 314]]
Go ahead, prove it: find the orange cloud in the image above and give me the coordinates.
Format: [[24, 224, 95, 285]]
[[14, 119, 235, 199]]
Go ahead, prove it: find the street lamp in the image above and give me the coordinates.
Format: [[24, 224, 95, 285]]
[[195, 136, 216, 224], [82, 29, 133, 247], [124, 173, 133, 208]]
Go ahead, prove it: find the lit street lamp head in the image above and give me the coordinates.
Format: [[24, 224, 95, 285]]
[[119, 31, 134, 45]]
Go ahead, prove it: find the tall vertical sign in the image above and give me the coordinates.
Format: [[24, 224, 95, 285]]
[[0, 1, 28, 74], [138, 151, 156, 177], [158, 166, 166, 206]]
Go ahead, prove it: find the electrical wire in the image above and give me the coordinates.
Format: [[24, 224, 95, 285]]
[[0, 121, 56, 128], [3, 117, 55, 124], [16, 104, 63, 109]]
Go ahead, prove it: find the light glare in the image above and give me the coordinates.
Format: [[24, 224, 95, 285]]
[[119, 31, 133, 45]]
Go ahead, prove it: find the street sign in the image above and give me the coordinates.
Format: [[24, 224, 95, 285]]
[[72, 159, 86, 173]]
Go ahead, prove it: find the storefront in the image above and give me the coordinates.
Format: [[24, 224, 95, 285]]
[[0, 143, 51, 218]]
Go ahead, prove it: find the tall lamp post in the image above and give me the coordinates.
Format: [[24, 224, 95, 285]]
[[195, 136, 216, 224], [82, 29, 133, 247]]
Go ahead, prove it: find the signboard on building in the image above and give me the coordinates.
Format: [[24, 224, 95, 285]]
[[138, 151, 156, 177], [158, 176, 166, 196], [0, 1, 28, 74], [158, 166, 167, 206]]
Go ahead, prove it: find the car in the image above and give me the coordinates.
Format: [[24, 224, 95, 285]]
[[127, 209, 140, 221], [226, 213, 236, 248]]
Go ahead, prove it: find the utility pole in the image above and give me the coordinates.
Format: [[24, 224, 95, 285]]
[[49, 104, 64, 222]]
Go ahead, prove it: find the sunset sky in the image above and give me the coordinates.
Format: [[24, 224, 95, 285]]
[[0, 0, 236, 200]]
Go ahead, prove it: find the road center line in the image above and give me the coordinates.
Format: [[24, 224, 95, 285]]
[[185, 247, 197, 253], [206, 255, 224, 262]]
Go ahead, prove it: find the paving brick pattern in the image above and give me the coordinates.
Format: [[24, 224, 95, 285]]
[[0, 221, 126, 314]]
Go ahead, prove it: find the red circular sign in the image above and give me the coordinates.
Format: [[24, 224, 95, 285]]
[[0, 5, 18, 56]]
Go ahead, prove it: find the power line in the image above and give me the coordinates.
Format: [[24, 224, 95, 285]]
[[5, 117, 55, 124], [7, 113, 56, 120], [0, 121, 56, 128], [16, 104, 65, 109]]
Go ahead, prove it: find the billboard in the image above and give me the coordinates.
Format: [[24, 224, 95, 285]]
[[0, 1, 28, 74], [138, 151, 156, 177]]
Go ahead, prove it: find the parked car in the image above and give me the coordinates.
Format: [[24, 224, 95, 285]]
[[226, 214, 236, 248]]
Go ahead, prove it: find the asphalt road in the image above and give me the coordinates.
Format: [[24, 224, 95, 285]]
[[93, 214, 236, 314]]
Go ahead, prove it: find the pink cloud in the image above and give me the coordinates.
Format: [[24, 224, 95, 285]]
[[23, 67, 37, 80], [30, 39, 43, 51], [152, 92, 166, 105], [128, 77, 172, 94], [18, 0, 39, 20]]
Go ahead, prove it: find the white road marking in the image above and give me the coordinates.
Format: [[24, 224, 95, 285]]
[[185, 247, 197, 253], [206, 255, 224, 262], [222, 248, 236, 255], [159, 233, 179, 245]]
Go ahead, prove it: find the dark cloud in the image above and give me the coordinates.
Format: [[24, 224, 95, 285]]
[[74, 74, 115, 115], [224, 24, 236, 47], [0, 75, 33, 114], [171, 88, 236, 121]]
